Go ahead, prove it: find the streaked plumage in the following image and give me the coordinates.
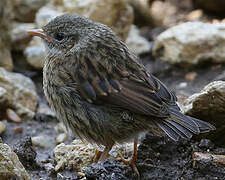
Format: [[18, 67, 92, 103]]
[[28, 14, 215, 169]]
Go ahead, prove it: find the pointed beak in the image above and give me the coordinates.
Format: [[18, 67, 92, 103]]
[[27, 29, 53, 42]]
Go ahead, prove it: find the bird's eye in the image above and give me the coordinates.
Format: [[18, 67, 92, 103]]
[[54, 32, 65, 41]]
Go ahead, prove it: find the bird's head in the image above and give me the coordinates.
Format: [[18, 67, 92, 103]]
[[28, 14, 116, 58]]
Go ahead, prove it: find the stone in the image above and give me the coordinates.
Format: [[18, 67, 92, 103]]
[[0, 121, 6, 135], [187, 9, 203, 21], [32, 134, 55, 149], [193, 152, 225, 166], [153, 22, 225, 65], [0, 42, 13, 71], [55, 133, 68, 144], [0, 0, 13, 71], [10, 22, 35, 51], [13, 0, 49, 22], [24, 37, 46, 69], [0, 142, 31, 180], [54, 139, 133, 172], [183, 81, 225, 145], [6, 108, 22, 123], [37, 102, 56, 117], [54, 139, 96, 172], [0, 67, 38, 120], [185, 72, 197, 81], [0, 87, 9, 106], [35, 6, 63, 28], [125, 25, 151, 55]]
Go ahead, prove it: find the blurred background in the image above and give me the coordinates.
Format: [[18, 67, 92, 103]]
[[0, 0, 225, 179]]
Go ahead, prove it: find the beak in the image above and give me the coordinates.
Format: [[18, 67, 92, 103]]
[[27, 29, 53, 42]]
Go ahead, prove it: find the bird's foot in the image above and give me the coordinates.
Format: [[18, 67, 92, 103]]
[[116, 152, 140, 179]]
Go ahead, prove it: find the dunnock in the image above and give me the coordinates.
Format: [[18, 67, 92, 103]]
[[28, 14, 215, 176]]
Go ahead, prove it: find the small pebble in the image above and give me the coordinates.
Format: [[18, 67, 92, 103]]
[[185, 72, 197, 81], [6, 108, 22, 123], [0, 121, 6, 134], [32, 135, 55, 149], [187, 9, 203, 21], [55, 133, 68, 144], [177, 82, 188, 89]]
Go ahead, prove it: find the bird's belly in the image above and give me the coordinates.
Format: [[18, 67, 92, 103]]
[[43, 82, 154, 145]]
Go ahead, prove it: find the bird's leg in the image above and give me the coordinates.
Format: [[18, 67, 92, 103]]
[[93, 148, 103, 163], [97, 144, 114, 162], [116, 137, 140, 177]]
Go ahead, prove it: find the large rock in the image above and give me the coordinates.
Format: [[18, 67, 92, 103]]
[[153, 22, 225, 66], [13, 0, 48, 22], [0, 142, 31, 180], [125, 25, 151, 55], [0, 67, 38, 120], [193, 0, 225, 16], [0, 0, 13, 71], [54, 139, 133, 172], [183, 81, 225, 145]]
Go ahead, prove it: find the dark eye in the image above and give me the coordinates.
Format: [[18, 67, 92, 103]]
[[54, 32, 65, 41]]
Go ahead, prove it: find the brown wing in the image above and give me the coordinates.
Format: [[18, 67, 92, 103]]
[[74, 46, 178, 118]]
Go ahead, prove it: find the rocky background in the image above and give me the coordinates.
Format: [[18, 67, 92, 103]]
[[0, 0, 225, 179]]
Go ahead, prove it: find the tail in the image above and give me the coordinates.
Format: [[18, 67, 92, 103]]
[[156, 109, 216, 141]]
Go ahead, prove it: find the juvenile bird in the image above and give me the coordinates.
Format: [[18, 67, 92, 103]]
[[28, 14, 215, 176]]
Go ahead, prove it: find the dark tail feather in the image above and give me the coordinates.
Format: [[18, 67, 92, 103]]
[[189, 116, 216, 133], [157, 110, 216, 141]]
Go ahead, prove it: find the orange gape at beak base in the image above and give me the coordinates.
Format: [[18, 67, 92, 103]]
[[27, 29, 53, 42]]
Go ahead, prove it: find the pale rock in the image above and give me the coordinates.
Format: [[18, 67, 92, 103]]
[[0, 142, 30, 180], [24, 37, 46, 69], [32, 134, 55, 149], [10, 22, 35, 51], [54, 139, 133, 172], [183, 81, 225, 144], [35, 6, 63, 28], [0, 121, 6, 135], [55, 133, 68, 144], [0, 0, 14, 71], [0, 43, 13, 71], [153, 22, 225, 65], [0, 87, 9, 107], [37, 102, 56, 117], [125, 25, 151, 55], [0, 68, 38, 120]]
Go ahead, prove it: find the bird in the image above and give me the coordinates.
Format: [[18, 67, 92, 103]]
[[28, 14, 215, 177]]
